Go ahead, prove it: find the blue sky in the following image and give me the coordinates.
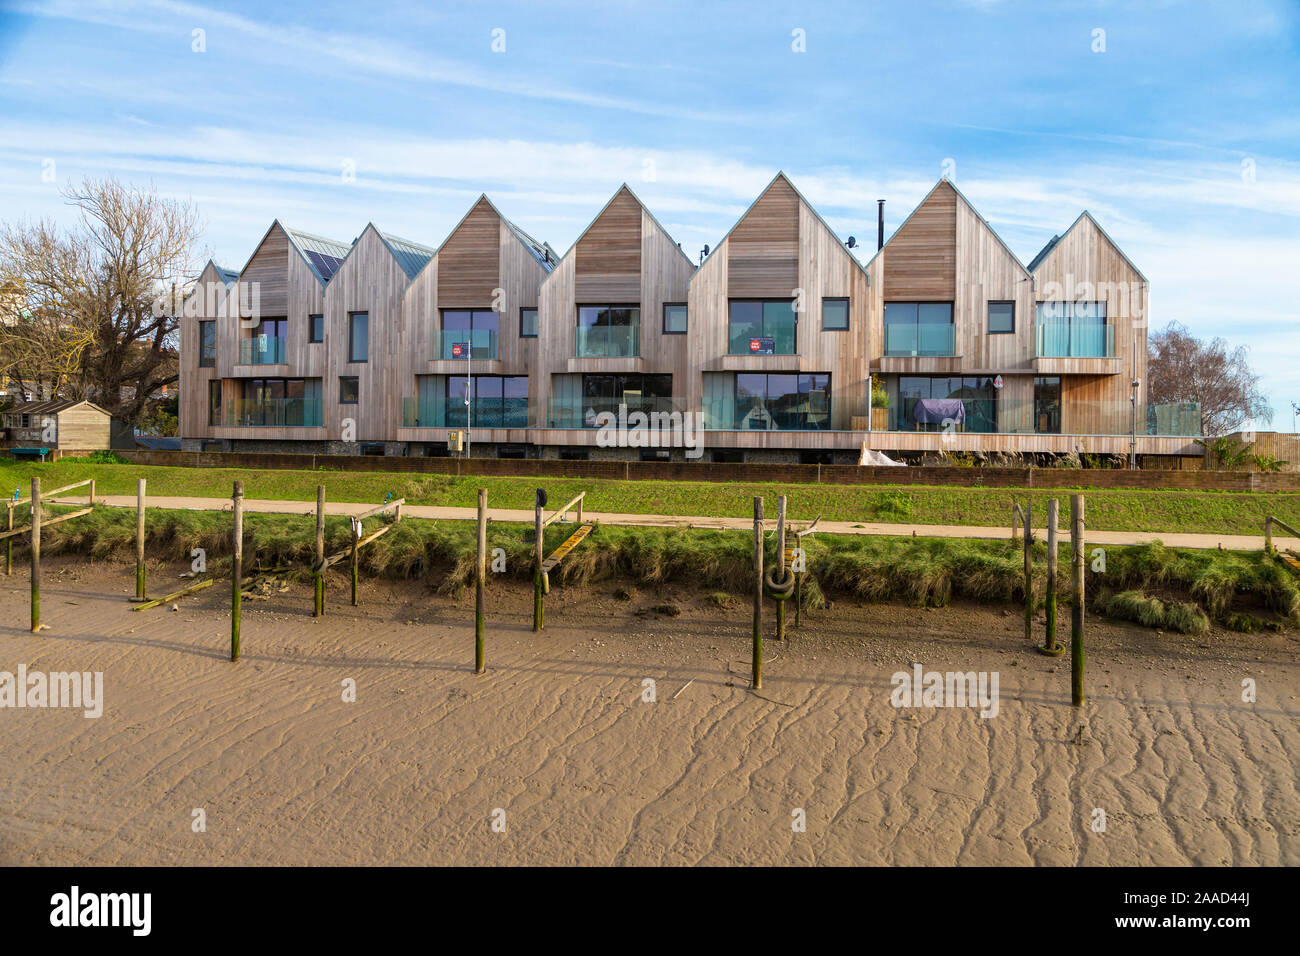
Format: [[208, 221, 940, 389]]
[[1, 0, 1297, 425]]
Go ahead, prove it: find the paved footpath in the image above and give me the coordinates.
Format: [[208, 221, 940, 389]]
[[51, 494, 1299, 553]]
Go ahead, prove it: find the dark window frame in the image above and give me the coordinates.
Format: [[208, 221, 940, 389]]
[[988, 300, 1015, 334], [308, 313, 324, 343], [662, 302, 688, 335], [348, 311, 369, 363], [207, 380, 222, 425], [519, 307, 538, 339], [198, 320, 216, 367], [821, 297, 850, 331], [339, 376, 359, 405]]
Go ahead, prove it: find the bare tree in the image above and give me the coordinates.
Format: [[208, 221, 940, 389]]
[[1147, 321, 1273, 437], [0, 177, 203, 423]]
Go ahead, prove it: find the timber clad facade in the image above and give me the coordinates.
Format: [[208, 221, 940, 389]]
[[180, 174, 1201, 462]]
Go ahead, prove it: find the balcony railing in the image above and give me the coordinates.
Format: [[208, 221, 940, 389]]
[[224, 397, 322, 428], [875, 398, 1200, 437], [883, 323, 956, 357], [239, 335, 287, 365], [436, 329, 498, 360], [545, 397, 684, 429], [575, 324, 639, 358], [1035, 321, 1115, 358], [402, 396, 529, 429]]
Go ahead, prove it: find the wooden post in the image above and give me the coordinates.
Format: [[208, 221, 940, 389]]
[[1022, 502, 1033, 645], [533, 494, 544, 632], [6, 501, 12, 576], [475, 488, 486, 674], [752, 496, 763, 690], [794, 545, 803, 629], [314, 486, 325, 616], [88, 478, 95, 508], [576, 494, 583, 525], [231, 481, 243, 662], [350, 517, 360, 606], [30, 478, 40, 632], [135, 478, 146, 601], [1044, 499, 1059, 652], [775, 495, 787, 642], [1071, 494, 1086, 707]]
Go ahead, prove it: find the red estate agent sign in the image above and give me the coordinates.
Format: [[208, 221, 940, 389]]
[[451, 342, 470, 358], [749, 337, 775, 355]]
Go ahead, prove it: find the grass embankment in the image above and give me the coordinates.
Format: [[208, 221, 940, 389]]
[[1, 459, 1298, 536], [15, 504, 1299, 634]]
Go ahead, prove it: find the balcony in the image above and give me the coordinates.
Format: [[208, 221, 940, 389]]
[[402, 397, 528, 429], [545, 396, 685, 429], [224, 397, 322, 428], [436, 328, 498, 361], [239, 335, 287, 365], [575, 324, 639, 359], [883, 323, 956, 357], [1035, 321, 1115, 358]]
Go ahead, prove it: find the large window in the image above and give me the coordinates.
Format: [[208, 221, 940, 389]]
[[896, 376, 996, 433], [441, 309, 499, 359], [580, 373, 672, 424], [576, 305, 640, 357], [728, 374, 826, 429], [884, 302, 955, 356], [822, 298, 849, 331], [520, 308, 538, 338], [1034, 301, 1109, 357], [663, 303, 688, 334], [728, 300, 797, 355], [988, 301, 1015, 334], [348, 312, 369, 362], [447, 375, 529, 428], [231, 378, 323, 427], [199, 320, 216, 367], [1033, 376, 1061, 434], [207, 380, 221, 425], [242, 317, 287, 365]]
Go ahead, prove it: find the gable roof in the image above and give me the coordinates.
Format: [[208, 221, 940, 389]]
[[374, 228, 437, 280], [418, 194, 557, 281], [548, 183, 697, 272], [692, 171, 868, 280], [5, 398, 112, 418], [864, 177, 1032, 280], [1029, 210, 1148, 283], [211, 261, 239, 286]]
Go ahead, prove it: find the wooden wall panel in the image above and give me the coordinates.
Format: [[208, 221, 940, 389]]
[[575, 188, 641, 301], [954, 196, 1034, 372], [728, 178, 799, 297], [437, 198, 501, 308], [883, 181, 956, 300]]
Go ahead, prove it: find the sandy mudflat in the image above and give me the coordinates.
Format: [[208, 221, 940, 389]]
[[1, 558, 1297, 866]]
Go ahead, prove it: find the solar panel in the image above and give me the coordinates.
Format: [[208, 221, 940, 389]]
[[305, 250, 345, 281]]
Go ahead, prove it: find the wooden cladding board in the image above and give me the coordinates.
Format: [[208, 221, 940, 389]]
[[575, 187, 642, 301], [240, 224, 291, 315], [728, 177, 799, 297], [437, 198, 501, 308], [883, 181, 956, 300]]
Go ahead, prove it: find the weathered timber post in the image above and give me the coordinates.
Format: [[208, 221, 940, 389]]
[[88, 478, 95, 508], [231, 481, 243, 661], [350, 517, 360, 606], [30, 478, 40, 632], [1038, 499, 1063, 656], [134, 478, 147, 601], [6, 501, 13, 576], [475, 488, 487, 674], [314, 486, 325, 616], [752, 496, 764, 690], [775, 495, 787, 642], [533, 491, 544, 632], [1071, 494, 1086, 707], [1023, 502, 1033, 645]]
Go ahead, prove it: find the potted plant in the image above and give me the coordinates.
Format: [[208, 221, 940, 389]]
[[871, 385, 890, 430]]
